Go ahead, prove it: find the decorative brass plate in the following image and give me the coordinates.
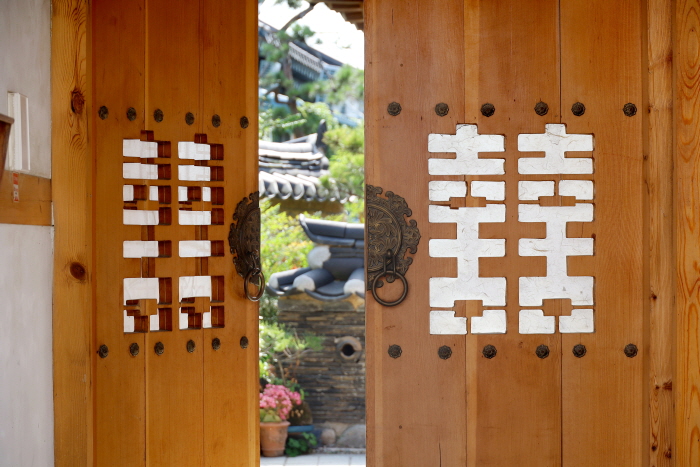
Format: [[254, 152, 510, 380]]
[[228, 191, 264, 301], [366, 185, 420, 307]]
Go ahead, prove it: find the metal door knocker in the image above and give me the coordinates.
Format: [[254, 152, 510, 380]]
[[228, 191, 265, 301], [366, 185, 420, 307]]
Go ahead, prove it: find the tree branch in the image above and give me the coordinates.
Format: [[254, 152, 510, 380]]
[[279, 1, 318, 33]]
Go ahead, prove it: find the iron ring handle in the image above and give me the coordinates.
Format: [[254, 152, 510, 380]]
[[370, 270, 408, 307], [244, 268, 265, 302]]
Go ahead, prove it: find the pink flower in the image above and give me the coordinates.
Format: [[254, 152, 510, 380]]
[[259, 385, 302, 422]]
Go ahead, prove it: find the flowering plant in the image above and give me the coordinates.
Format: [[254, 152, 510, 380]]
[[259, 384, 302, 423]]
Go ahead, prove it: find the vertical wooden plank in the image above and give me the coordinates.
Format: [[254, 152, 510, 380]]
[[675, 1, 700, 465], [647, 0, 676, 464], [51, 1, 93, 465], [471, 1, 562, 465], [144, 1, 204, 465], [200, 0, 259, 465], [92, 0, 147, 465], [560, 0, 645, 465], [365, 1, 467, 465]]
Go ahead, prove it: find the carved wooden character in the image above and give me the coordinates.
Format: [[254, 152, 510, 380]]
[[121, 137, 225, 333], [428, 124, 595, 335]]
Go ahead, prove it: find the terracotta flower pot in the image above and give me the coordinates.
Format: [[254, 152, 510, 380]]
[[260, 421, 290, 457]]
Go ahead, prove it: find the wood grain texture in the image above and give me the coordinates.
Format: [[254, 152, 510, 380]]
[[472, 1, 562, 464], [365, 1, 467, 465], [675, 1, 700, 465], [92, 0, 147, 464], [200, 0, 259, 465], [51, 0, 93, 466], [0, 172, 51, 226], [144, 1, 204, 465], [647, 0, 676, 464], [560, 0, 645, 464]]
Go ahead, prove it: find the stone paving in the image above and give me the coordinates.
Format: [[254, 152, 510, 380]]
[[260, 454, 366, 466]]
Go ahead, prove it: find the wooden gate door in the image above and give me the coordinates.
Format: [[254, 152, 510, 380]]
[[91, 1, 258, 465], [365, 0, 652, 465]]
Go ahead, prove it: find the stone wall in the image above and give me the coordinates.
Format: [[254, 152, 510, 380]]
[[278, 295, 365, 425]]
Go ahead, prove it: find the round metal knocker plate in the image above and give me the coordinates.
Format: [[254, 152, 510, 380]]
[[129, 343, 140, 357], [154, 341, 164, 356], [98, 344, 109, 359], [186, 340, 196, 353], [127, 107, 137, 121], [154, 108, 164, 122], [536, 344, 550, 359], [212, 338, 221, 351], [572, 344, 587, 358], [240, 336, 249, 349]]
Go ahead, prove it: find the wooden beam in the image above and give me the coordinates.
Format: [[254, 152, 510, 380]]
[[0, 172, 51, 226], [647, 0, 676, 464], [675, 1, 700, 465], [51, 0, 93, 466]]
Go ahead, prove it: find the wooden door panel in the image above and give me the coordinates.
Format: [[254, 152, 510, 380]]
[[143, 1, 204, 465], [472, 1, 562, 464], [92, 1, 258, 465], [200, 0, 259, 465], [367, 0, 647, 465], [93, 0, 147, 464], [365, 1, 468, 465], [560, 0, 645, 464]]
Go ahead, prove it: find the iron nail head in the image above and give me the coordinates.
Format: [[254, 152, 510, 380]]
[[482, 344, 497, 359], [438, 345, 452, 360], [481, 103, 495, 117], [387, 102, 402, 116], [388, 344, 402, 359]]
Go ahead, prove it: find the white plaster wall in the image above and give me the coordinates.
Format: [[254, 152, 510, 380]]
[[0, 0, 52, 177], [0, 225, 54, 467], [0, 1, 54, 466]]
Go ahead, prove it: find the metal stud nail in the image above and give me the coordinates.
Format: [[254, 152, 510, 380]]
[[154, 109, 164, 123], [571, 102, 586, 117], [435, 103, 449, 117], [481, 103, 495, 117], [186, 339, 196, 353], [623, 103, 637, 117], [535, 101, 549, 116], [438, 345, 452, 360], [129, 343, 140, 357], [240, 336, 249, 349], [98, 344, 109, 359], [154, 341, 164, 356], [240, 116, 249, 128], [624, 343, 638, 358], [387, 102, 402, 116], [212, 338, 221, 351], [185, 112, 195, 125], [572, 344, 587, 358], [212, 114, 221, 128], [127, 107, 137, 121], [388, 344, 402, 359], [98, 106, 109, 120], [536, 344, 550, 359], [482, 344, 497, 359]]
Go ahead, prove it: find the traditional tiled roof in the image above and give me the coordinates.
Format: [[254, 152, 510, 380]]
[[258, 133, 351, 203], [266, 215, 365, 302]]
